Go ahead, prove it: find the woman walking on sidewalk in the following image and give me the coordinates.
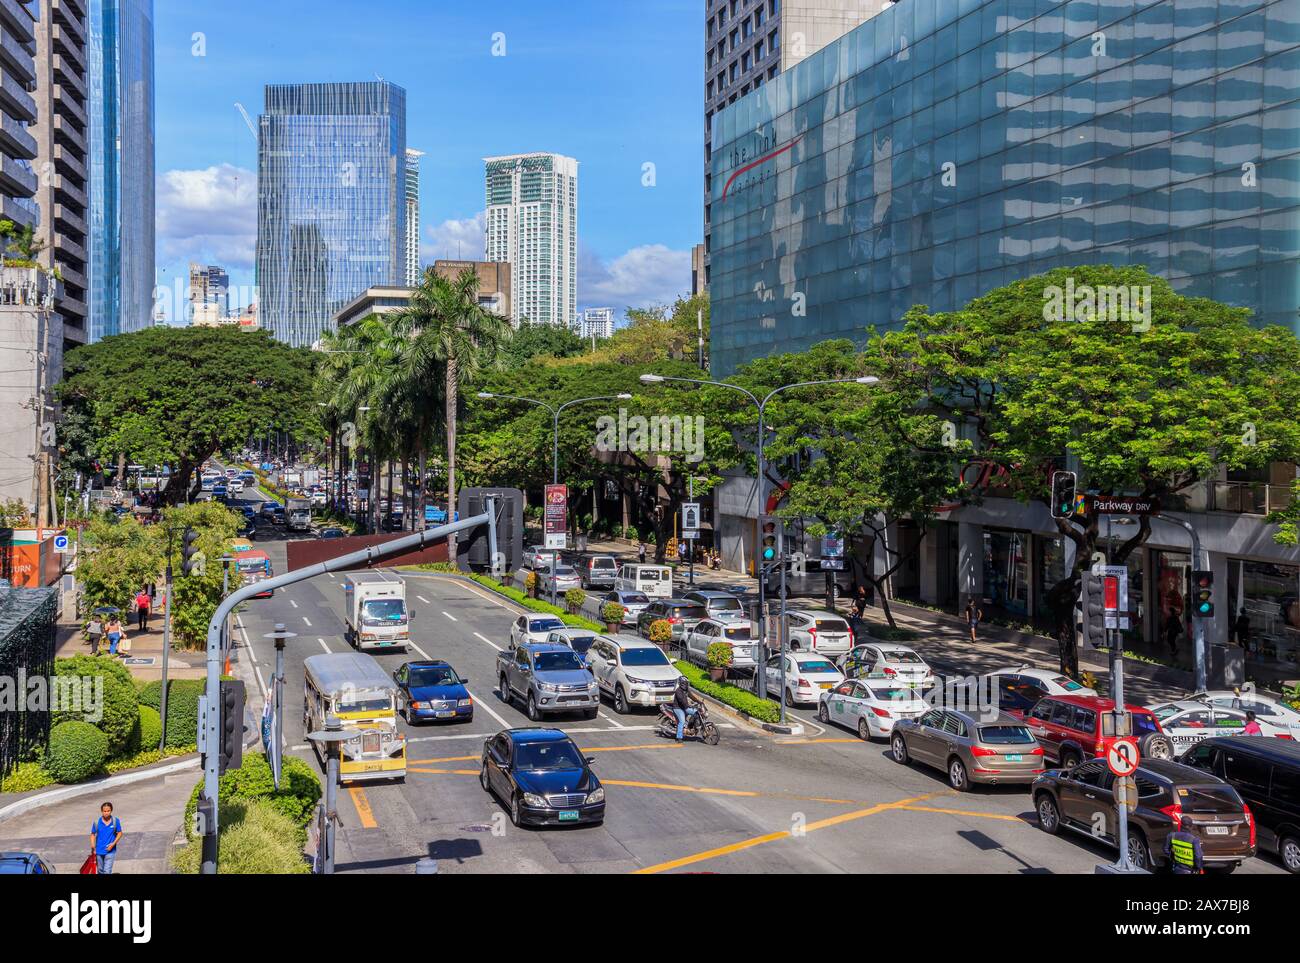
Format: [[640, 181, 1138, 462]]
[[105, 616, 125, 657], [86, 617, 103, 656], [965, 599, 984, 642]]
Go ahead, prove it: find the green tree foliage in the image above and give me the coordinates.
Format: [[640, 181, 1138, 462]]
[[57, 326, 316, 503], [77, 514, 163, 615], [160, 501, 243, 649], [502, 321, 588, 367]]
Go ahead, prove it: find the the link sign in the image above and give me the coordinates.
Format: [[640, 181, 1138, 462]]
[[544, 484, 567, 550]]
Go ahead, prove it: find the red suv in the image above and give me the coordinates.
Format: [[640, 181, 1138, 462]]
[[1019, 695, 1167, 769]]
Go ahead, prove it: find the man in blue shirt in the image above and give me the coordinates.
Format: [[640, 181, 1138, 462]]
[[90, 802, 122, 875]]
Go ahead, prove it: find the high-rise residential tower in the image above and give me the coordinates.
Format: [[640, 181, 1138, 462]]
[[87, 0, 155, 341], [256, 81, 407, 347], [580, 307, 614, 340], [702, 0, 890, 290], [404, 147, 423, 286], [483, 152, 577, 327], [188, 262, 228, 324], [31, 0, 88, 352]]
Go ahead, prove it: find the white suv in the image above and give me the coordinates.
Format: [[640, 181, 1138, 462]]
[[586, 634, 682, 714], [785, 610, 855, 656]]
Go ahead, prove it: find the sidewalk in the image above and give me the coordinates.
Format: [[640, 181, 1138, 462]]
[[0, 768, 193, 873], [56, 610, 206, 682]]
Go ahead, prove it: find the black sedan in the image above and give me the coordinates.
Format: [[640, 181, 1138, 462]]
[[479, 728, 605, 827]]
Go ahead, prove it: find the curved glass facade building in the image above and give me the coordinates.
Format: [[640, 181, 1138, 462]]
[[709, 0, 1300, 374], [256, 81, 407, 347], [87, 0, 155, 341]]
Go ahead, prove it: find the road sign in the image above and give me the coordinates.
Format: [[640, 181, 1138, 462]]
[[1086, 495, 1160, 515], [821, 532, 845, 570], [681, 502, 700, 541], [1113, 774, 1139, 813], [543, 484, 567, 550], [52, 534, 69, 554], [1107, 738, 1140, 777]]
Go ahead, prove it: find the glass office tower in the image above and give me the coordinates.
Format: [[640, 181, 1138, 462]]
[[709, 0, 1300, 375], [256, 82, 407, 347], [87, 0, 155, 342]]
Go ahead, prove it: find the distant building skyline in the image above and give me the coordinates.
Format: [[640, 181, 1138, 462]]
[[579, 306, 613, 340], [404, 147, 423, 286]]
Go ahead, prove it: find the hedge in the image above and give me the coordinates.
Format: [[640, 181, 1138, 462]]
[[138, 679, 205, 747], [136, 705, 163, 751], [173, 799, 309, 875], [467, 574, 605, 631], [52, 655, 139, 756], [46, 721, 110, 783], [184, 752, 322, 840], [674, 661, 781, 724]]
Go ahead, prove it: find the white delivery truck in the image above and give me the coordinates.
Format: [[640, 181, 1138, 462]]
[[344, 571, 410, 651], [286, 496, 312, 532]]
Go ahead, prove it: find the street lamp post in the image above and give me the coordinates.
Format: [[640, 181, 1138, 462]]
[[640, 373, 878, 721], [477, 391, 632, 606]]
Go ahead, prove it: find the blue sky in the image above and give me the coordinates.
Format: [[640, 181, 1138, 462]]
[[154, 0, 702, 322]]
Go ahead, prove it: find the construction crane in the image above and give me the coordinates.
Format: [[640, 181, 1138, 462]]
[[234, 102, 257, 140]]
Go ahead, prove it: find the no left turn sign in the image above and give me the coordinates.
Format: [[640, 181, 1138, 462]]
[[1107, 738, 1140, 777]]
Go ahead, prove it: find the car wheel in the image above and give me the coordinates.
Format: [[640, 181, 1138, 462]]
[[509, 793, 522, 828], [1035, 793, 1061, 834], [499, 675, 511, 704], [817, 702, 830, 723], [857, 717, 870, 741], [784, 688, 796, 708], [948, 757, 970, 792], [479, 766, 490, 793], [527, 692, 541, 722], [1280, 834, 1300, 874], [789, 640, 801, 651], [1060, 749, 1081, 771], [583, 707, 598, 720], [891, 733, 910, 765], [1127, 830, 1151, 871], [1139, 732, 1173, 761], [613, 685, 629, 715]]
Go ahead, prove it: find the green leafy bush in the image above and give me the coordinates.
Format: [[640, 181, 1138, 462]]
[[600, 601, 625, 625], [674, 661, 780, 723], [706, 642, 733, 669], [136, 705, 163, 751], [52, 655, 139, 756], [138, 679, 205, 747], [648, 619, 673, 645], [564, 588, 586, 614], [184, 752, 322, 840], [173, 799, 309, 875], [467, 575, 605, 631], [524, 571, 539, 595], [46, 721, 109, 783], [0, 761, 54, 793]]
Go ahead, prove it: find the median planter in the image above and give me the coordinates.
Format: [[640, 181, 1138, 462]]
[[524, 571, 539, 599], [600, 601, 625, 633], [706, 641, 733, 683], [648, 618, 673, 651]]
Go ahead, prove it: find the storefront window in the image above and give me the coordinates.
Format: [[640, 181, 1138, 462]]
[[1034, 534, 1067, 622], [1228, 559, 1300, 685], [983, 530, 1028, 618], [1154, 551, 1191, 666]]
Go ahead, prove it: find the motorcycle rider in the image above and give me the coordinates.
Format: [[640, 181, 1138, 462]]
[[671, 677, 703, 742]]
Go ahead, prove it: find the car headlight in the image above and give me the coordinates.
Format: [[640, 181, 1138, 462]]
[[457, 698, 472, 707], [586, 787, 605, 804], [587, 681, 598, 691], [626, 675, 646, 685], [523, 793, 547, 808]]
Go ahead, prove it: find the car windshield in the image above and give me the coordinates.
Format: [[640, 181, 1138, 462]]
[[529, 618, 564, 632], [711, 598, 744, 612], [552, 567, 577, 577], [674, 605, 708, 619], [621, 647, 671, 667], [883, 650, 924, 664], [533, 651, 584, 672], [409, 666, 459, 687], [814, 618, 849, 631], [798, 660, 838, 674], [514, 740, 586, 771], [1150, 704, 1182, 721], [336, 696, 391, 713], [724, 625, 753, 640], [978, 725, 1037, 745], [1052, 676, 1087, 691], [591, 559, 616, 570], [620, 593, 650, 604], [868, 687, 918, 702], [1178, 785, 1244, 814], [564, 635, 597, 655], [363, 600, 406, 623]]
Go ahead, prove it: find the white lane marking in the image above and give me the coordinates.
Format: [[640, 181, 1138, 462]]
[[473, 631, 501, 651], [302, 617, 312, 627], [464, 688, 511, 729], [290, 599, 298, 609], [407, 639, 432, 659], [327, 573, 335, 579], [599, 712, 626, 728], [317, 637, 331, 653], [416, 595, 431, 605], [441, 611, 458, 621], [404, 725, 659, 745], [234, 614, 269, 700]]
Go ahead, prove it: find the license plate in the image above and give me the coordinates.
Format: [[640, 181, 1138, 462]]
[[1005, 754, 1023, 762], [819, 682, 833, 689], [1206, 825, 1229, 835], [655, 694, 672, 703], [359, 761, 381, 772], [436, 711, 455, 718], [558, 810, 580, 822]]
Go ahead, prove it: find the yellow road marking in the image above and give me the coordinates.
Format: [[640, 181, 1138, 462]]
[[347, 786, 378, 829], [604, 779, 759, 797], [778, 737, 863, 745], [632, 790, 947, 875], [898, 804, 1026, 823]]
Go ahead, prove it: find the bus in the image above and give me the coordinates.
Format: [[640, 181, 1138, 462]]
[[302, 653, 406, 783], [234, 549, 274, 598]]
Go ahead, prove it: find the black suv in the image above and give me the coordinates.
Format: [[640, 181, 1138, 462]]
[[635, 599, 708, 644]]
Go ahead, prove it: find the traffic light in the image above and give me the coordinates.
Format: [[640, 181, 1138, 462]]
[[1192, 570, 1214, 619], [180, 526, 202, 576], [759, 515, 782, 565], [1081, 571, 1111, 648], [1050, 470, 1078, 519], [218, 679, 245, 776]]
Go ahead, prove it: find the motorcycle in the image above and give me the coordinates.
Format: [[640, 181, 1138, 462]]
[[657, 700, 720, 745]]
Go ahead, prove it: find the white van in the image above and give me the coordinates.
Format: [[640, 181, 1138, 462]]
[[615, 563, 673, 599]]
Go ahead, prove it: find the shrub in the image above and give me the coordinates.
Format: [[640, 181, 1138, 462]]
[[624, 525, 639, 542], [524, 570, 539, 595], [564, 588, 586, 614], [138, 678, 205, 747], [674, 661, 780, 723], [46, 721, 109, 783], [105, 745, 194, 774], [184, 752, 322, 840], [706, 642, 734, 669], [136, 705, 163, 752], [600, 601, 625, 625], [648, 619, 673, 645], [0, 761, 54, 793], [467, 575, 605, 632], [52, 655, 139, 756], [173, 799, 309, 875]]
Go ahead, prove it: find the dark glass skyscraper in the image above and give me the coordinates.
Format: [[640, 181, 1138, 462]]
[[256, 81, 407, 347], [709, 0, 1300, 375], [87, 0, 155, 342]]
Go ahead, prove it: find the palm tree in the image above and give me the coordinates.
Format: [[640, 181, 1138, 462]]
[[390, 267, 510, 549]]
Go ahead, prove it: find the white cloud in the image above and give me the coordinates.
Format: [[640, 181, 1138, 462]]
[[421, 212, 486, 263], [156, 164, 257, 269], [579, 243, 691, 318]]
